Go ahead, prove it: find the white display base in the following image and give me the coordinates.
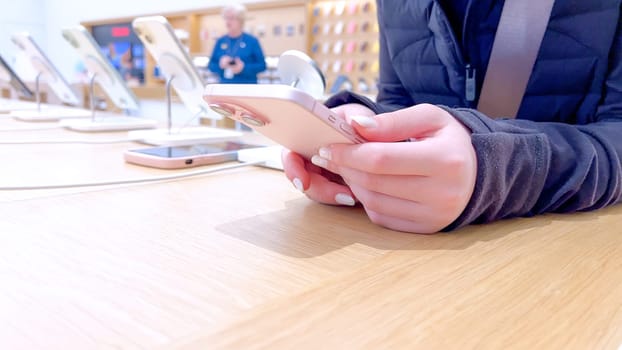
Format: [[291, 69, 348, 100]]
[[11, 107, 93, 122], [60, 117, 158, 132], [0, 100, 37, 114], [128, 126, 243, 146], [237, 145, 284, 170]]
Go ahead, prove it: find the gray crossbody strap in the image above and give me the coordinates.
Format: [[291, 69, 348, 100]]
[[477, 0, 555, 118]]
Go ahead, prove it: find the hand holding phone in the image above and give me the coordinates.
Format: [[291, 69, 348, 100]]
[[230, 58, 244, 74], [203, 84, 366, 160], [281, 102, 378, 210], [220, 55, 233, 69]]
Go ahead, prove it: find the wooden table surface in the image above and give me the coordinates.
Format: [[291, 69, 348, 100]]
[[0, 113, 621, 350]]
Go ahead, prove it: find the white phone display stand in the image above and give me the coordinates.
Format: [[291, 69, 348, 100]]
[[59, 73, 156, 131], [277, 50, 326, 100], [9, 33, 92, 122], [130, 17, 241, 146], [0, 54, 38, 113], [129, 71, 241, 146], [59, 26, 156, 132], [10, 73, 92, 121], [0, 99, 36, 114]]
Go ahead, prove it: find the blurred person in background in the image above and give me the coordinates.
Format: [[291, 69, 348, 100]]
[[208, 4, 266, 84]]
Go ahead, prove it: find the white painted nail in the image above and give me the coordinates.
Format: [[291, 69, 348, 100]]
[[311, 155, 329, 168], [318, 147, 332, 160], [347, 115, 378, 128], [335, 193, 356, 206], [292, 178, 304, 192]]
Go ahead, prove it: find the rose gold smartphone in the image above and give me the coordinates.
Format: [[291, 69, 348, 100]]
[[124, 142, 263, 169], [203, 84, 365, 159]]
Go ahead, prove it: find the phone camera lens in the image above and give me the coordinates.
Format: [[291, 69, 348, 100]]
[[208, 103, 234, 117], [242, 115, 266, 127]]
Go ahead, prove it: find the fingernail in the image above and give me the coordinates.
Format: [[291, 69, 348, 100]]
[[292, 178, 304, 192], [335, 193, 356, 206], [318, 147, 332, 160], [347, 115, 378, 128], [311, 155, 328, 168]]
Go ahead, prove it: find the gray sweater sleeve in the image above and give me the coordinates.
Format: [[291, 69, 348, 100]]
[[325, 89, 622, 231]]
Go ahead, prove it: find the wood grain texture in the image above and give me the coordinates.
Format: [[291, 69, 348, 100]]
[[0, 116, 620, 349], [0, 169, 420, 349], [175, 206, 622, 350]]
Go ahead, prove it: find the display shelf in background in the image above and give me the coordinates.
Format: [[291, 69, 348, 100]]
[[77, 0, 380, 127], [308, 0, 379, 95], [81, 1, 309, 90]]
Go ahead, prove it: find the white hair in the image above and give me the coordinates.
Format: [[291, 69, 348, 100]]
[[222, 4, 247, 22]]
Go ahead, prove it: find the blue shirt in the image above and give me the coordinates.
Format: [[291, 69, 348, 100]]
[[207, 33, 267, 84]]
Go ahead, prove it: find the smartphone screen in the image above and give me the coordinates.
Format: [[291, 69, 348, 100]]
[[130, 142, 261, 158]]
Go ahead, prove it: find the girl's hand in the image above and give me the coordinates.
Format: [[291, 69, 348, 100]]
[[282, 103, 375, 206], [283, 103, 477, 234]]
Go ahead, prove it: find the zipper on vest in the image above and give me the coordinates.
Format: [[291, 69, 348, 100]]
[[465, 64, 477, 105], [462, 0, 477, 107]]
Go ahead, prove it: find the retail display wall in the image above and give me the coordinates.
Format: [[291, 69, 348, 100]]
[[81, 0, 380, 96], [308, 0, 379, 95]]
